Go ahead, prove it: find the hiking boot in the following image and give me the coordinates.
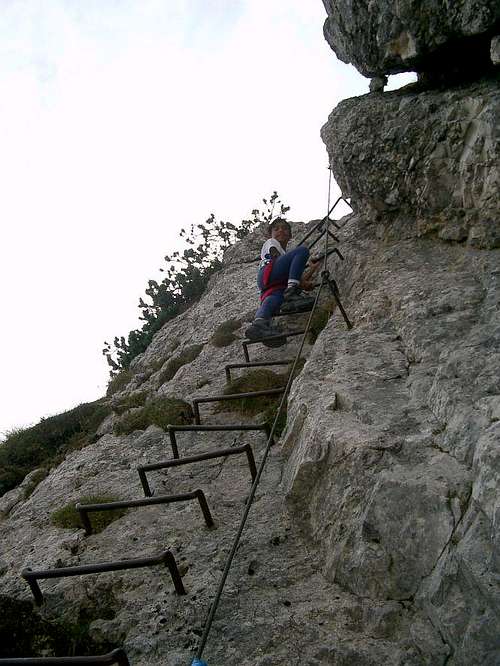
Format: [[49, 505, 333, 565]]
[[283, 284, 302, 301], [280, 293, 315, 314], [245, 320, 287, 347]]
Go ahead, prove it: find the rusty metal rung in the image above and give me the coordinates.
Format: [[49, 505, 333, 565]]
[[76, 490, 214, 535], [242, 330, 305, 363], [224, 360, 295, 381], [137, 443, 258, 497], [192, 388, 285, 424], [0, 648, 130, 665], [166, 422, 271, 458], [21, 550, 186, 605]]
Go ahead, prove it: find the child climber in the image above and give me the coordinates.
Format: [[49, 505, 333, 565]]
[[245, 219, 320, 345]]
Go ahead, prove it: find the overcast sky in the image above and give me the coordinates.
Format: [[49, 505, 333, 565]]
[[0, 1, 414, 437]]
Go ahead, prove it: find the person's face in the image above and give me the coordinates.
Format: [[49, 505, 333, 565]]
[[271, 222, 291, 247]]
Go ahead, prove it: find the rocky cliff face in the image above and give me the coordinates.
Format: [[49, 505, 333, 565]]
[[322, 0, 500, 77], [0, 4, 498, 665], [282, 2, 499, 665]]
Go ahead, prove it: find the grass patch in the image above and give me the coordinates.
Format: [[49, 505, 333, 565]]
[[114, 397, 193, 435], [216, 369, 286, 416], [111, 390, 149, 415], [210, 319, 241, 347], [51, 495, 127, 533], [307, 300, 336, 344], [158, 344, 204, 384], [106, 369, 133, 396], [216, 363, 306, 437], [0, 400, 112, 498]]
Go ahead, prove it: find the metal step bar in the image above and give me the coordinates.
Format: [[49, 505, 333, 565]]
[[224, 360, 294, 382], [192, 388, 285, 424], [137, 444, 257, 498], [21, 550, 186, 605], [76, 491, 214, 536], [242, 330, 305, 362], [166, 423, 272, 458], [0, 649, 130, 665]]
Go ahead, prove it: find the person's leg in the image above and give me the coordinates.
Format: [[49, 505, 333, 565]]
[[254, 291, 284, 320], [246, 290, 286, 345], [268, 245, 309, 287]]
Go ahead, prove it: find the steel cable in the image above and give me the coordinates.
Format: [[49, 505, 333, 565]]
[[192, 166, 335, 663]]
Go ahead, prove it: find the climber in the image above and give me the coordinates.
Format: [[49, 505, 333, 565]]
[[245, 218, 321, 345]]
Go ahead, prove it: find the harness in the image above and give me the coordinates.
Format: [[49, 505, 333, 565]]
[[259, 257, 288, 302]]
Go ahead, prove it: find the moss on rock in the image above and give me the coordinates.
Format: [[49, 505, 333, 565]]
[[307, 300, 336, 344], [158, 344, 204, 384], [210, 319, 241, 347], [51, 495, 127, 533]]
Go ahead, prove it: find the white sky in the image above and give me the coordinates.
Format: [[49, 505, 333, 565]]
[[0, 1, 415, 437]]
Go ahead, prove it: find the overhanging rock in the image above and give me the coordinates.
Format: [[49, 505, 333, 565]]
[[321, 0, 500, 76], [321, 77, 500, 248]]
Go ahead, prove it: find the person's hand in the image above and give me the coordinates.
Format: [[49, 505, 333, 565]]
[[300, 278, 315, 291], [310, 255, 322, 264]]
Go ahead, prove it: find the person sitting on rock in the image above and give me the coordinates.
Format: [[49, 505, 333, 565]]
[[245, 218, 320, 345]]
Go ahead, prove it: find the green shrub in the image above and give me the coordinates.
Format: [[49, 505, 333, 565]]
[[111, 390, 149, 415], [0, 401, 112, 498], [210, 319, 241, 347], [307, 300, 336, 344], [51, 495, 127, 533], [106, 369, 133, 396], [158, 344, 203, 385], [114, 397, 193, 435]]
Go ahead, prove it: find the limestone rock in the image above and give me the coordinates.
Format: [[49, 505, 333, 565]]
[[0, 468, 45, 519], [321, 0, 500, 77], [283, 211, 500, 664], [321, 78, 500, 248]]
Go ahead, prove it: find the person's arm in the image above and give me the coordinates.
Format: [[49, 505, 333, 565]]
[[300, 255, 322, 291]]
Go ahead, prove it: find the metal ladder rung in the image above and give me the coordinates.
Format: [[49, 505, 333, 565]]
[[224, 360, 295, 381], [21, 550, 186, 605], [166, 423, 272, 458], [137, 443, 258, 497], [0, 648, 130, 665], [242, 330, 305, 362], [76, 490, 214, 535], [192, 388, 285, 424]]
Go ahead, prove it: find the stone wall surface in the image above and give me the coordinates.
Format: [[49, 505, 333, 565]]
[[321, 0, 500, 76], [321, 78, 500, 249], [283, 213, 500, 664]]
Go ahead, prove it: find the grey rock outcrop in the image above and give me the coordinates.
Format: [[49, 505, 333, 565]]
[[321, 78, 500, 249], [322, 0, 500, 77], [0, 468, 45, 519], [283, 215, 500, 664]]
